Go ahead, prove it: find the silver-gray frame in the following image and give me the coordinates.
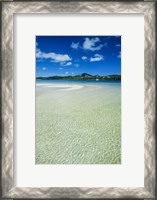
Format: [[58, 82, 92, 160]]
[[1, 1, 156, 199]]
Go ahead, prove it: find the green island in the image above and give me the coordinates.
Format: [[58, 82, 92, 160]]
[[36, 73, 121, 81]]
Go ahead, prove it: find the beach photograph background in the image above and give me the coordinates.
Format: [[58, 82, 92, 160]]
[[36, 36, 121, 164]]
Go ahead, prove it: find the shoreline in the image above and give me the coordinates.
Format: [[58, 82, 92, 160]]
[[36, 83, 84, 91]]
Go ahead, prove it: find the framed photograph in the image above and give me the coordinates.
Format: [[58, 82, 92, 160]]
[[1, 0, 156, 199], [36, 35, 121, 165]]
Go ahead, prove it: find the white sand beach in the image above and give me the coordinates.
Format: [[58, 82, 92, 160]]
[[37, 83, 84, 91]]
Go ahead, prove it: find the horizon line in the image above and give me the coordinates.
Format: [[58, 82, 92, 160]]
[[36, 73, 121, 78]]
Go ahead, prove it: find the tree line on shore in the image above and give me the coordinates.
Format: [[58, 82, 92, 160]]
[[36, 73, 121, 81]]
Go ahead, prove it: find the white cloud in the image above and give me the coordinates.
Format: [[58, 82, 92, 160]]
[[83, 37, 103, 51], [71, 42, 79, 49], [59, 67, 63, 70], [36, 48, 72, 64], [90, 54, 104, 62], [49, 54, 71, 63], [82, 56, 88, 60], [65, 72, 69, 74], [42, 67, 46, 70], [61, 62, 72, 66]]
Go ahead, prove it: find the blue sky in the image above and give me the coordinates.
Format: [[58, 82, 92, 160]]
[[36, 36, 121, 77]]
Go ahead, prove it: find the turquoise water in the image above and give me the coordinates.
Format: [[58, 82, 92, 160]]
[[36, 80, 121, 164]]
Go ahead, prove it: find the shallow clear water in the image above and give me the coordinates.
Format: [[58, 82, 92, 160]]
[[36, 80, 121, 164]]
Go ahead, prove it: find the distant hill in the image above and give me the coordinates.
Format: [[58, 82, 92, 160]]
[[36, 73, 121, 81]]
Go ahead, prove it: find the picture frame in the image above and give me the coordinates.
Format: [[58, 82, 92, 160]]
[[1, 0, 156, 199]]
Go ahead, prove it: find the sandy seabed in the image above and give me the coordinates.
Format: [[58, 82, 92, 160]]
[[36, 81, 121, 164]]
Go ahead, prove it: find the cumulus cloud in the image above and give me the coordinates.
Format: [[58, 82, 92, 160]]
[[71, 42, 79, 49], [36, 48, 72, 66], [42, 67, 46, 70], [71, 37, 105, 51], [90, 54, 104, 62], [36, 48, 72, 65], [83, 37, 103, 51], [61, 62, 72, 66], [82, 56, 88, 60]]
